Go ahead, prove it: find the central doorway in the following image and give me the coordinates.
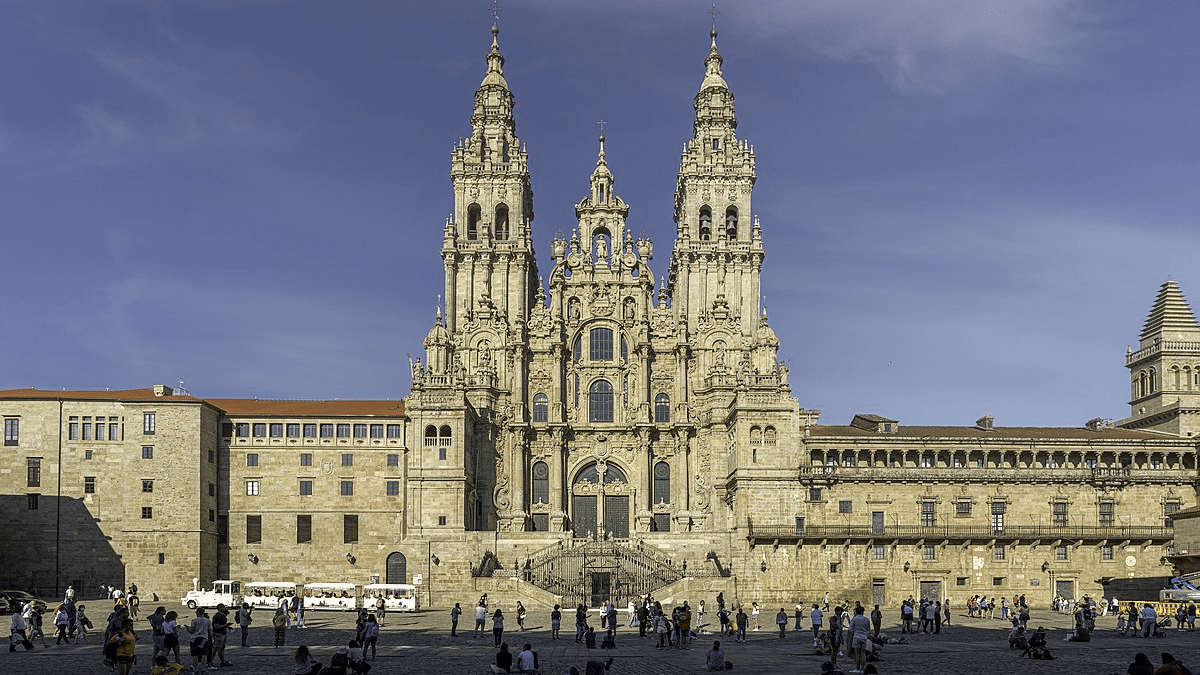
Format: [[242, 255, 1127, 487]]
[[571, 462, 630, 539]]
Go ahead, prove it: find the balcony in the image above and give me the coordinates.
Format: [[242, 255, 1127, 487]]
[[746, 523, 1173, 544], [800, 465, 1186, 486]]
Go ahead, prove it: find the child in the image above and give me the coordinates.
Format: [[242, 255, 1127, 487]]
[[76, 605, 93, 643], [149, 655, 185, 675], [1116, 613, 1127, 633]]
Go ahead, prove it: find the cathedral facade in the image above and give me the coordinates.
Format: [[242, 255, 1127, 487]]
[[1, 26, 1197, 610]]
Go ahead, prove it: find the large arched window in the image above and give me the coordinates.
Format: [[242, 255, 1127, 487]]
[[495, 204, 509, 240], [590, 328, 614, 361], [1149, 368, 1157, 393], [725, 206, 738, 239], [467, 204, 481, 240], [654, 394, 670, 423], [699, 206, 712, 240], [424, 425, 438, 447], [652, 461, 670, 504], [532, 394, 549, 423], [531, 461, 549, 505], [386, 551, 407, 584], [589, 380, 614, 423]]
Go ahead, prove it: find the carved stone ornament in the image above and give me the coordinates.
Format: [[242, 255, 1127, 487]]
[[469, 187, 480, 198]]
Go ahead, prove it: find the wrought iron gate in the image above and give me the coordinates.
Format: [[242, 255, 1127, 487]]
[[525, 540, 683, 608]]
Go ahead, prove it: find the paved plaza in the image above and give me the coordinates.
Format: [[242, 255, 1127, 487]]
[[8, 602, 1200, 675]]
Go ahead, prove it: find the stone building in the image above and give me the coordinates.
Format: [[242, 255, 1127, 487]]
[[2, 25, 1197, 608]]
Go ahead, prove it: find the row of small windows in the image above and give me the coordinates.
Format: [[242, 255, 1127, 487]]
[[698, 205, 738, 241], [67, 416, 122, 442], [242, 478, 401, 498], [423, 426, 453, 446], [245, 452, 402, 468], [245, 514, 361, 545], [224, 422, 403, 439], [811, 449, 1193, 470], [528, 461, 671, 505], [808, 495, 1180, 528], [466, 203, 510, 241], [1135, 366, 1200, 398]]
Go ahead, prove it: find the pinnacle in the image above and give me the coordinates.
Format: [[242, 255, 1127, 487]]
[[1140, 279, 1200, 342]]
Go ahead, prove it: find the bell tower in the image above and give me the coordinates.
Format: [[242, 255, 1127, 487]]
[[442, 22, 538, 336], [665, 27, 765, 336], [1119, 279, 1200, 437]]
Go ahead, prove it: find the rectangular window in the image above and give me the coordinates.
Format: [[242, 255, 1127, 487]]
[[4, 417, 20, 444], [829, 562, 840, 574], [1052, 501, 1068, 527], [297, 515, 312, 543], [236, 423, 250, 438], [386, 424, 402, 438], [27, 458, 41, 488], [246, 515, 262, 544], [1099, 501, 1115, 527], [109, 422, 119, 440], [340, 480, 353, 496], [320, 423, 334, 438], [923, 544, 936, 561], [353, 424, 367, 438], [299, 480, 313, 496], [439, 447, 447, 461], [221, 422, 233, 438], [95, 423, 106, 441], [921, 501, 937, 527], [246, 480, 259, 496], [83, 423, 92, 441], [1102, 544, 1115, 561], [208, 482, 215, 497], [1056, 544, 1069, 561], [253, 423, 266, 437], [993, 545, 1006, 561], [808, 488, 823, 502], [370, 424, 384, 438], [142, 446, 153, 459], [957, 577, 968, 586], [142, 479, 153, 493], [158, 552, 165, 565], [386, 480, 400, 496], [269, 423, 283, 438], [838, 500, 852, 514], [69, 418, 79, 440], [438, 515, 447, 526], [208, 450, 215, 463], [1166, 500, 1181, 528], [344, 514, 358, 543], [991, 501, 1006, 530], [387, 453, 399, 467], [955, 500, 971, 516], [27, 493, 39, 510], [218, 515, 228, 545], [589, 327, 614, 361], [993, 577, 1006, 586], [208, 509, 215, 522], [84, 449, 92, 460], [143, 412, 155, 435], [303, 423, 317, 437], [300, 453, 313, 466], [246, 453, 259, 467], [341, 453, 353, 467], [795, 517, 806, 535], [337, 424, 351, 438], [873, 544, 886, 560], [84, 476, 96, 494], [141, 506, 153, 519]]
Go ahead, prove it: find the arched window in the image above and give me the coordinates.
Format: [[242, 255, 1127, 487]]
[[590, 328, 614, 361], [424, 425, 438, 447], [653, 461, 670, 504], [385, 552, 407, 585], [764, 427, 777, 445], [532, 394, 549, 423], [725, 206, 738, 239], [494, 204, 509, 240], [1138, 371, 1147, 398], [654, 394, 670, 423], [750, 426, 762, 445], [573, 336, 582, 363], [531, 461, 549, 505], [439, 425, 453, 446], [1149, 368, 1157, 393], [620, 336, 628, 362], [699, 206, 712, 240], [467, 204, 481, 240], [589, 380, 614, 423]]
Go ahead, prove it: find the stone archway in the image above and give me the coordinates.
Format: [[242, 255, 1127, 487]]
[[386, 552, 407, 584], [571, 461, 630, 539]]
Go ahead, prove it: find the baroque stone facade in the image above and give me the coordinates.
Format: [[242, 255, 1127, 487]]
[[2, 26, 1198, 609]]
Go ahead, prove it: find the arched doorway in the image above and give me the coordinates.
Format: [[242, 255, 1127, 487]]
[[386, 552, 408, 584], [571, 461, 630, 539]]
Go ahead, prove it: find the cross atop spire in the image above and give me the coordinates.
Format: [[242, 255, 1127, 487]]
[[491, 0, 503, 24], [708, 1, 720, 30]]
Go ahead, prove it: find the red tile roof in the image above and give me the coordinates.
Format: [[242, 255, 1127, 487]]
[[0, 388, 405, 417], [0, 387, 200, 402]]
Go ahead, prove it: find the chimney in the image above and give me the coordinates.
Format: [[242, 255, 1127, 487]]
[[975, 415, 994, 431], [152, 384, 171, 397]]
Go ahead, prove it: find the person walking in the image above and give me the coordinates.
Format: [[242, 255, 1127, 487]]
[[363, 614, 379, 660], [776, 608, 788, 638], [75, 604, 93, 644], [271, 606, 287, 648], [849, 605, 872, 674], [492, 609, 505, 648], [451, 602, 462, 637], [811, 604, 824, 641], [236, 602, 252, 647], [870, 605, 882, 638], [516, 601, 527, 631]]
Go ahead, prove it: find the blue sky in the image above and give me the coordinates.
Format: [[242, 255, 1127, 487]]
[[2, 1, 1198, 428]]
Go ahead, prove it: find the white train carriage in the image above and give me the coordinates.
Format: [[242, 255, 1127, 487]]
[[362, 584, 418, 612], [243, 582, 299, 611], [303, 582, 358, 611]]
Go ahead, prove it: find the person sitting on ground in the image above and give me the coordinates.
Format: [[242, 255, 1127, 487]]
[[1022, 627, 1053, 660], [584, 658, 613, 675], [820, 660, 846, 675], [148, 655, 185, 675], [706, 639, 727, 671], [491, 642, 513, 674], [1157, 652, 1194, 675], [1128, 652, 1154, 675], [516, 643, 538, 674], [293, 645, 321, 675], [600, 629, 616, 649], [584, 625, 597, 649], [325, 645, 351, 675]]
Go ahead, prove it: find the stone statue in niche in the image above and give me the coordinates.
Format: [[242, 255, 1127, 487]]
[[595, 235, 608, 261]]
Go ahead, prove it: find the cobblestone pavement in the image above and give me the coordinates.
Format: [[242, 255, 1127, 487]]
[[8, 605, 1200, 675]]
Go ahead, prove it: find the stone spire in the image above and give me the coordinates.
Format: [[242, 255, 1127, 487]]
[[1140, 279, 1200, 345]]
